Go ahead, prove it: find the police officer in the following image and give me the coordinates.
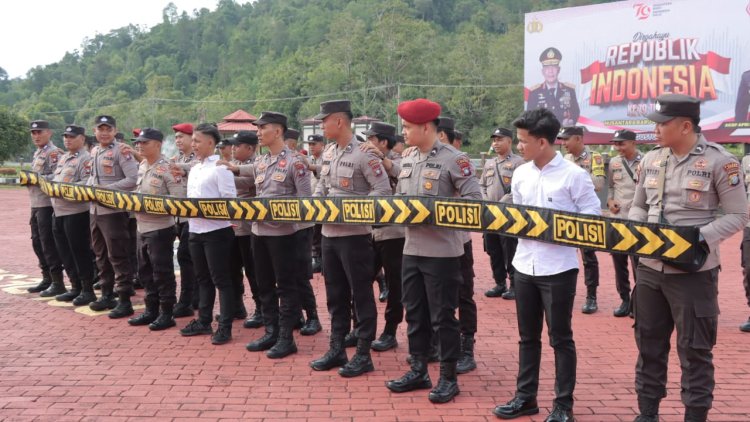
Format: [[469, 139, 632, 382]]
[[127, 128, 185, 330], [170, 123, 199, 317], [50, 124, 96, 305], [559, 126, 605, 314], [306, 134, 326, 273], [309, 100, 391, 378], [628, 94, 748, 422], [241, 112, 311, 359], [284, 128, 301, 152], [735, 70, 750, 122], [25, 120, 66, 296], [216, 138, 233, 162], [482, 127, 525, 300], [86, 115, 139, 318], [360, 121, 405, 352], [527, 47, 580, 127], [385, 99, 482, 403], [741, 152, 750, 332], [607, 129, 642, 318]]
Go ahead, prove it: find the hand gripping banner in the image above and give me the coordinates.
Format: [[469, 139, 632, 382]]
[[20, 170, 701, 264]]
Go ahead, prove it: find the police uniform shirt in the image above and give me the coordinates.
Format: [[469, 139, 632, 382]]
[[86, 142, 139, 215], [252, 146, 312, 237], [607, 153, 642, 217], [171, 151, 197, 224], [564, 147, 606, 192], [51, 150, 92, 216], [172, 151, 196, 164], [480, 153, 525, 203], [527, 82, 580, 125], [135, 156, 186, 233], [396, 140, 482, 257], [309, 152, 324, 193], [629, 135, 749, 273], [373, 151, 405, 242], [29, 142, 61, 208], [313, 135, 392, 237], [231, 155, 256, 236]]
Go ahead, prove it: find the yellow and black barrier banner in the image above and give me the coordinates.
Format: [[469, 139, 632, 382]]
[[20, 170, 700, 264]]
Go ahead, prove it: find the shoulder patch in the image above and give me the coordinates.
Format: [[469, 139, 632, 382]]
[[456, 156, 473, 177], [368, 159, 383, 177]]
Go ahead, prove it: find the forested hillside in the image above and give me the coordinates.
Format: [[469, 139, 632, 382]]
[[0, 0, 614, 156]]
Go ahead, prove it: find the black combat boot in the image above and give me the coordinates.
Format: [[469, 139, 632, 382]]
[[371, 323, 398, 352], [338, 339, 374, 378], [243, 302, 264, 328], [72, 279, 97, 306], [386, 355, 432, 393], [310, 334, 348, 371], [633, 396, 660, 422], [343, 331, 357, 348], [246, 324, 279, 351], [128, 297, 159, 326], [173, 302, 194, 318], [27, 271, 52, 293], [428, 361, 460, 403], [55, 278, 81, 302], [266, 327, 297, 359], [614, 298, 631, 317], [485, 283, 507, 298], [582, 296, 598, 314], [149, 303, 176, 331], [109, 294, 134, 319], [376, 271, 388, 302], [456, 334, 477, 374], [89, 285, 117, 311], [40, 271, 67, 297], [300, 310, 322, 336], [684, 407, 709, 422]]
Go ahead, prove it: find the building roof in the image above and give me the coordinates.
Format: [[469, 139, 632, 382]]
[[217, 121, 257, 133], [222, 109, 257, 122]]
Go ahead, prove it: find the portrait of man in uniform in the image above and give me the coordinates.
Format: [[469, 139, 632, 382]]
[[527, 47, 580, 127]]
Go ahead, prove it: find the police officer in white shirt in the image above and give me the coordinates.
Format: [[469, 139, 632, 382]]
[[493, 108, 601, 422]]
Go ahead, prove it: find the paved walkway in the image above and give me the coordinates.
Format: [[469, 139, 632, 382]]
[[0, 187, 748, 421]]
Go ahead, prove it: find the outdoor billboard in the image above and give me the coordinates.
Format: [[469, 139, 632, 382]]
[[524, 0, 750, 143]]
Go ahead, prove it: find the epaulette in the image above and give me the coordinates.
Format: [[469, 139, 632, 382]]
[[529, 83, 542, 91], [561, 81, 576, 89]]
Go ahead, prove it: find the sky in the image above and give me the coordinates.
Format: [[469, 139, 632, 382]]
[[1, 0, 250, 79]]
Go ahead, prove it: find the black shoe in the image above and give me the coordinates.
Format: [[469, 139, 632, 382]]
[[39, 283, 67, 298], [386, 356, 432, 393], [173, 303, 194, 318], [740, 317, 750, 333], [266, 328, 297, 359], [371, 333, 398, 352], [614, 300, 631, 318], [428, 362, 460, 404], [93, 280, 102, 290], [501, 287, 516, 300], [544, 405, 575, 422], [55, 289, 80, 302], [310, 335, 348, 371], [246, 326, 279, 351], [492, 396, 540, 419], [128, 311, 157, 326], [343, 331, 357, 348], [338, 340, 374, 378], [485, 284, 507, 298], [243, 310, 264, 329], [149, 313, 176, 331], [636, 396, 659, 422], [109, 301, 134, 319], [456, 334, 476, 374], [179, 319, 213, 336], [300, 317, 322, 336], [26, 276, 51, 293], [72, 291, 97, 306], [211, 326, 232, 345], [581, 297, 598, 314], [89, 294, 117, 311]]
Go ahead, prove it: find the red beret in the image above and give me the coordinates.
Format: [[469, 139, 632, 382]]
[[397, 99, 442, 124], [132, 128, 141, 137], [172, 123, 194, 135]]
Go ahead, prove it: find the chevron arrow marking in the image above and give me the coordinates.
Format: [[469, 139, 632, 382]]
[[229, 201, 243, 219], [122, 194, 133, 210], [410, 200, 430, 223], [379, 200, 395, 223], [394, 199, 410, 224], [302, 200, 315, 221], [325, 200, 340, 222], [526, 210, 548, 237], [659, 228, 692, 259], [506, 207, 528, 234], [241, 202, 255, 220], [635, 226, 664, 255], [611, 222, 639, 251], [131, 195, 141, 212], [254, 201, 268, 220], [314, 200, 327, 221], [485, 204, 508, 231], [165, 199, 178, 216]]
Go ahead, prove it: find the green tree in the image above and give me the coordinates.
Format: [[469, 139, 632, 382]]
[[0, 106, 30, 162]]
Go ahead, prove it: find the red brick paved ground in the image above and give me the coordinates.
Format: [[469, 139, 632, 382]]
[[0, 186, 748, 422]]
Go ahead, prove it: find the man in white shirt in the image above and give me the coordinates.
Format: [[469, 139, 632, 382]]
[[493, 108, 600, 422]]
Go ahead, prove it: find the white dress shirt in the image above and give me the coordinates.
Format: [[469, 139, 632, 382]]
[[511, 152, 601, 276], [187, 155, 237, 234]]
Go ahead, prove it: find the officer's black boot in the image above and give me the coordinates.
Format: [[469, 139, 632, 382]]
[[343, 331, 357, 348], [456, 334, 477, 374], [683, 407, 709, 422], [376, 271, 388, 302], [428, 361, 460, 403], [338, 339, 374, 378], [633, 396, 660, 422], [109, 293, 134, 319], [386, 355, 432, 393], [149, 303, 176, 331], [582, 287, 598, 314], [27, 271, 52, 293], [372, 323, 398, 352], [173, 302, 194, 318], [485, 283, 507, 298], [266, 326, 297, 359], [310, 334, 348, 371], [739, 316, 750, 332], [243, 306, 264, 329], [55, 278, 81, 302], [72, 279, 97, 306], [614, 298, 631, 317], [246, 324, 279, 351], [89, 285, 117, 311], [40, 271, 67, 297], [300, 310, 322, 336], [128, 297, 159, 326]]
